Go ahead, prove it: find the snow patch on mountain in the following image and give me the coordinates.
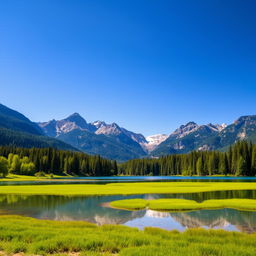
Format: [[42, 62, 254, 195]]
[[208, 123, 227, 132], [197, 144, 211, 151], [144, 134, 169, 152]]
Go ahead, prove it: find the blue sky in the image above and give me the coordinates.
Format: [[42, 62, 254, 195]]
[[0, 0, 256, 136]]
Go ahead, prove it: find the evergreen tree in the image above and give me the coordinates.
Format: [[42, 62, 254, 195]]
[[236, 156, 247, 176], [251, 147, 256, 174], [196, 157, 203, 176], [0, 156, 8, 177]]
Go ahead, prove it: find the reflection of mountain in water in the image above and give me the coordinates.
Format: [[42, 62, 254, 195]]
[[171, 211, 229, 229], [0, 193, 256, 233], [145, 210, 170, 218], [170, 209, 256, 233]]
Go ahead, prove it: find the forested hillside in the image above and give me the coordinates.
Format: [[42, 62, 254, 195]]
[[120, 141, 256, 176], [0, 104, 77, 151], [0, 146, 118, 176], [0, 104, 42, 135], [0, 128, 77, 151], [0, 141, 255, 177]]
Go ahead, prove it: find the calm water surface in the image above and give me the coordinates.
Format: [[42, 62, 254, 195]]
[[1, 176, 256, 186], [0, 189, 256, 233]]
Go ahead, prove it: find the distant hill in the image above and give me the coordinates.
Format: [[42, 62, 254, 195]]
[[0, 104, 43, 135], [0, 104, 77, 151]]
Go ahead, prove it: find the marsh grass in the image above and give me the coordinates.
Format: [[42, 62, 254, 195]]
[[110, 199, 148, 210], [0, 174, 68, 181], [1, 182, 256, 196], [0, 216, 255, 255], [110, 198, 256, 212]]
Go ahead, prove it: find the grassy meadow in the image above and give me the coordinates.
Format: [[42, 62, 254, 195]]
[[0, 215, 255, 256], [0, 180, 256, 255]]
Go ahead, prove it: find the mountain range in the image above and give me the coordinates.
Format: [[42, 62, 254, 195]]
[[152, 117, 256, 156], [1, 103, 256, 161], [38, 113, 148, 161]]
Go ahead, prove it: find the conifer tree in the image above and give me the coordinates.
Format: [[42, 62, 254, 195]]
[[196, 157, 203, 176]]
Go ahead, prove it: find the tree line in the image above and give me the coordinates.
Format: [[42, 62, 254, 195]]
[[0, 146, 118, 177], [0, 141, 256, 177], [120, 141, 256, 176]]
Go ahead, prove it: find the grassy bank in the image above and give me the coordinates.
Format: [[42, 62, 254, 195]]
[[110, 198, 256, 212], [1, 182, 256, 196], [0, 215, 255, 256], [0, 174, 69, 181]]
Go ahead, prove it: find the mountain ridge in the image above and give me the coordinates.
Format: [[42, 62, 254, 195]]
[[1, 103, 256, 161], [38, 113, 148, 161], [151, 117, 256, 156], [39, 111, 256, 160]]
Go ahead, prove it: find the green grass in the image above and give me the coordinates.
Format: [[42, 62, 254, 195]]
[[110, 198, 256, 212], [0, 215, 255, 255], [0, 174, 70, 181], [111, 199, 148, 210], [1, 182, 256, 196]]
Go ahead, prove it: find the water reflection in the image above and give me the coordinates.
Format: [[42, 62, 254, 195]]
[[0, 191, 256, 233], [170, 209, 256, 233]]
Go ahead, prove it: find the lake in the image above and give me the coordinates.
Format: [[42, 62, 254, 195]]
[[0, 188, 256, 233]]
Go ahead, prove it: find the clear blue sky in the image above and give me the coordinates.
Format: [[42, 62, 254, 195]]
[[0, 0, 255, 136]]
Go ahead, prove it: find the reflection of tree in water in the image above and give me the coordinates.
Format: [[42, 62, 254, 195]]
[[1, 191, 256, 232], [37, 195, 146, 225], [170, 209, 256, 233], [0, 194, 145, 224]]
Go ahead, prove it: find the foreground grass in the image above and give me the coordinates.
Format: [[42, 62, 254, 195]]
[[0, 215, 255, 256], [110, 198, 256, 212], [1, 182, 256, 196]]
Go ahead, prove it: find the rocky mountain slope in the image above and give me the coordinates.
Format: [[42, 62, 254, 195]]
[[38, 113, 256, 160], [151, 116, 256, 156], [39, 114, 148, 161]]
